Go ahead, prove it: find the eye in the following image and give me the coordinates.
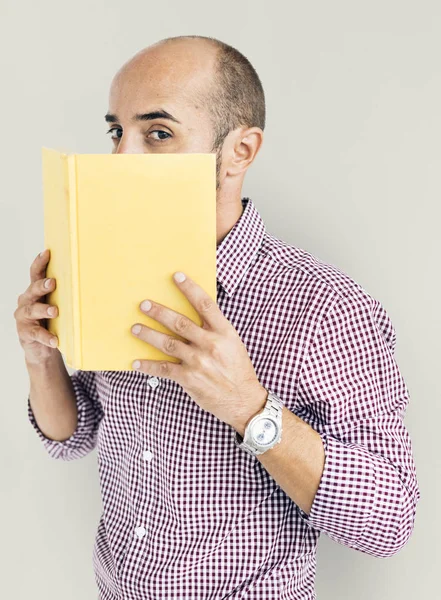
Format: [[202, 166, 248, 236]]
[[106, 127, 122, 139], [105, 128, 172, 142], [148, 130, 171, 141]]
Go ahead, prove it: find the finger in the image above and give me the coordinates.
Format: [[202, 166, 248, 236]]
[[131, 324, 190, 361], [132, 357, 182, 382], [139, 299, 207, 346], [18, 275, 56, 308], [16, 321, 58, 348], [30, 248, 51, 284], [14, 301, 58, 323], [172, 271, 228, 332]]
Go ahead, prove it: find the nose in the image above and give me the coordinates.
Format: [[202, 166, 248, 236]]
[[115, 133, 145, 154], [115, 144, 145, 154]]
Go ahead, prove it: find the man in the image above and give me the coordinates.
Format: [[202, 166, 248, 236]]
[[17, 35, 420, 599]]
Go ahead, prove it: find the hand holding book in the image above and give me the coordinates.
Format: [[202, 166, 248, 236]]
[[129, 269, 268, 433], [14, 248, 59, 364]]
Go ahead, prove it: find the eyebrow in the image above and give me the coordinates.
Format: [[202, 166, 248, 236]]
[[104, 110, 182, 124]]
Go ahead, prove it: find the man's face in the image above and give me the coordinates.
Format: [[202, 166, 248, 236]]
[[105, 43, 223, 187]]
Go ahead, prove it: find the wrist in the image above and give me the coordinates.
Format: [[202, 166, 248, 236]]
[[231, 383, 268, 437]]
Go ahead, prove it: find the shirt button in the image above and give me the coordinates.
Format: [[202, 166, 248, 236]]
[[143, 450, 153, 461], [148, 376, 160, 389], [135, 526, 146, 539]]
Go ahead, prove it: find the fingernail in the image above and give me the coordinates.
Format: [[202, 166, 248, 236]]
[[174, 272, 186, 282], [39, 250, 46, 257], [44, 278, 52, 288], [50, 337, 57, 347]]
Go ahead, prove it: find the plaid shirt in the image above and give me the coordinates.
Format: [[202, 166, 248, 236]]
[[28, 197, 420, 599]]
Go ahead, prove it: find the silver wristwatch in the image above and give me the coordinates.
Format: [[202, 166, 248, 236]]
[[234, 389, 284, 456]]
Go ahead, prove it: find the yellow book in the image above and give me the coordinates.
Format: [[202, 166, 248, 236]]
[[41, 147, 217, 371]]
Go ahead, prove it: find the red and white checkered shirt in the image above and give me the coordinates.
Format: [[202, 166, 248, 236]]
[[28, 197, 420, 599]]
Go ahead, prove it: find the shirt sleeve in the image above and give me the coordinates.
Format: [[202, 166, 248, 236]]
[[27, 369, 104, 461], [294, 288, 421, 558]]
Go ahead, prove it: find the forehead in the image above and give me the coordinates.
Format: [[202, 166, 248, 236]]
[[108, 46, 215, 121]]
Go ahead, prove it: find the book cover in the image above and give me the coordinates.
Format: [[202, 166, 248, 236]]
[[41, 147, 217, 371]]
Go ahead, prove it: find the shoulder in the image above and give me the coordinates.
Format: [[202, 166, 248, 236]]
[[261, 232, 397, 354], [262, 232, 362, 300]]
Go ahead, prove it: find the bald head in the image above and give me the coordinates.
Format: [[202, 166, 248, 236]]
[[115, 37, 218, 106], [106, 35, 265, 190]]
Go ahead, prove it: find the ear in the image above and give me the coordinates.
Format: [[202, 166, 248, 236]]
[[225, 127, 264, 178]]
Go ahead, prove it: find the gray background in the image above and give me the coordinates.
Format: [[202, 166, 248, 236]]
[[1, 0, 439, 598]]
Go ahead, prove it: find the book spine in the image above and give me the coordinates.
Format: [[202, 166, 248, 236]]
[[67, 155, 82, 369]]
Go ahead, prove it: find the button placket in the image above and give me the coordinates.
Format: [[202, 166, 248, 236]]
[[132, 378, 159, 542]]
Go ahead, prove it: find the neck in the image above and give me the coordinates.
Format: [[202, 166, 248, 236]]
[[216, 197, 244, 247]]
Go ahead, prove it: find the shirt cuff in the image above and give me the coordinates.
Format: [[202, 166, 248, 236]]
[[27, 373, 101, 460], [298, 432, 376, 544]]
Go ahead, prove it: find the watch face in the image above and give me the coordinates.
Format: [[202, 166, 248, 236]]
[[251, 418, 278, 446]]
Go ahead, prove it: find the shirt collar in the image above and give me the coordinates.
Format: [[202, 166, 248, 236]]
[[216, 197, 266, 298]]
